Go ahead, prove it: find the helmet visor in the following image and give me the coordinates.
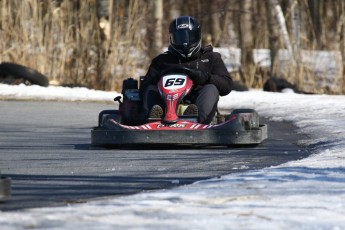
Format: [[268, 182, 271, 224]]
[[170, 29, 200, 46]]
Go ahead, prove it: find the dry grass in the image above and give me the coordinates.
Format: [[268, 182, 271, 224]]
[[0, 0, 148, 92], [0, 0, 344, 94]]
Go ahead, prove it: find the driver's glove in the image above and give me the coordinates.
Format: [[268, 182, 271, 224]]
[[188, 69, 209, 85]]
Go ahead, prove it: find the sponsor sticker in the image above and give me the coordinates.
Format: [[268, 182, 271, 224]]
[[157, 123, 186, 128]]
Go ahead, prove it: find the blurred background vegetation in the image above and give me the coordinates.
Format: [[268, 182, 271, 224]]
[[0, 0, 344, 94]]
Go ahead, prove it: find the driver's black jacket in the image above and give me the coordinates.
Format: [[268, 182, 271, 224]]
[[139, 45, 233, 97]]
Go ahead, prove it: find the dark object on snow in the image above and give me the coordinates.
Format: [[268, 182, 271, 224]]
[[263, 77, 297, 92], [233, 80, 248, 91], [0, 62, 49, 87], [0, 172, 11, 202]]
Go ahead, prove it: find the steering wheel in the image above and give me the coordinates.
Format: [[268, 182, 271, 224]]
[[160, 66, 194, 76]]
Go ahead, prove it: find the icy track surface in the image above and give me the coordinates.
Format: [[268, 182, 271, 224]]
[[1, 84, 345, 229]]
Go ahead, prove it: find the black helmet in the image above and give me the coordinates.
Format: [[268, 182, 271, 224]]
[[169, 16, 201, 59]]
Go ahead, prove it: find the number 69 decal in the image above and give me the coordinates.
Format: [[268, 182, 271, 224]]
[[162, 75, 186, 89]]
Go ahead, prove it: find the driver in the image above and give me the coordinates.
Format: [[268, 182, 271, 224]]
[[139, 16, 233, 124]]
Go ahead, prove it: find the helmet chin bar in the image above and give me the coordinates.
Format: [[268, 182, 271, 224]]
[[170, 41, 201, 59]]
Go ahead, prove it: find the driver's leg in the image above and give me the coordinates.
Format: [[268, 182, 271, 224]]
[[194, 84, 219, 124], [142, 84, 165, 118]]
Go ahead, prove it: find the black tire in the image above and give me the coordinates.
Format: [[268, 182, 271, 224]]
[[0, 62, 49, 87], [0, 176, 11, 202]]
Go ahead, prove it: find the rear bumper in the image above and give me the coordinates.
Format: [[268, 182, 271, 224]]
[[91, 124, 267, 146]]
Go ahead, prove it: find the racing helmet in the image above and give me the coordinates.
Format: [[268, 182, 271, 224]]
[[169, 16, 201, 59]]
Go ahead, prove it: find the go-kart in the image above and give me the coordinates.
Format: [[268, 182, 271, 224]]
[[91, 67, 267, 147]]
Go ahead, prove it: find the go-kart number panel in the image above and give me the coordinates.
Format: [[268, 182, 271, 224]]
[[162, 75, 187, 90]]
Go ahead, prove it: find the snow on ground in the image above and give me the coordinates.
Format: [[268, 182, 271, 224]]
[[0, 83, 345, 229]]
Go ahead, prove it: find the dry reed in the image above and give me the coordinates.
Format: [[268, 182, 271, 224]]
[[0, 0, 344, 94], [0, 0, 148, 92]]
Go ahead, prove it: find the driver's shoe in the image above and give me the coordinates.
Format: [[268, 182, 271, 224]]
[[148, 105, 163, 119], [183, 104, 198, 116]]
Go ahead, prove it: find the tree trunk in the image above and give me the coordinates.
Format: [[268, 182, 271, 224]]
[[290, 0, 300, 53], [147, 0, 163, 58], [210, 1, 222, 46], [168, 0, 181, 20], [238, 0, 255, 86], [265, 0, 279, 77], [308, 0, 322, 48], [271, 0, 295, 64], [153, 0, 163, 54]]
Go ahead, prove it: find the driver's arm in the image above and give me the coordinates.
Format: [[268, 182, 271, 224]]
[[208, 52, 233, 96], [139, 59, 160, 98]]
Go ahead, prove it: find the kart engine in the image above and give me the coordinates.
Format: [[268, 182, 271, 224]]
[[119, 78, 142, 125]]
